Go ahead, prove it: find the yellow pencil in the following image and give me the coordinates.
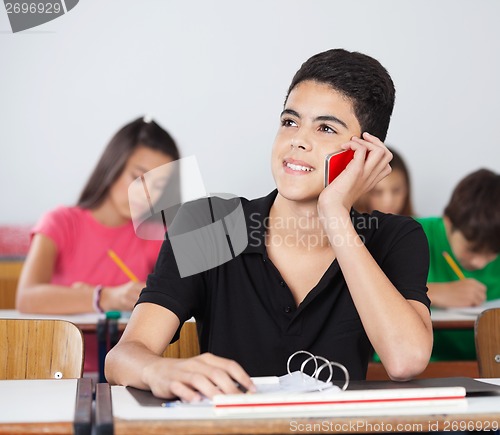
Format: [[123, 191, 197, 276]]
[[107, 249, 139, 282], [442, 251, 466, 280]]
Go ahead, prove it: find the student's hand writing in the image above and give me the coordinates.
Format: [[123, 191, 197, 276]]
[[142, 353, 256, 402], [100, 282, 145, 311], [428, 279, 487, 308], [318, 132, 392, 215]]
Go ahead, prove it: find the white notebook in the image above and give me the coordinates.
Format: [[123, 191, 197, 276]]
[[213, 379, 466, 415]]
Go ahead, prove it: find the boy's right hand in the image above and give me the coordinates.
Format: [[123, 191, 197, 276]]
[[429, 279, 487, 308], [142, 353, 256, 402]]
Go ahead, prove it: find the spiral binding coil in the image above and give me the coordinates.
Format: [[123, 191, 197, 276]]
[[286, 350, 350, 391]]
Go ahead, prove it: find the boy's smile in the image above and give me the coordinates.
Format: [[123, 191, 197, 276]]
[[271, 80, 361, 202], [283, 157, 315, 174]]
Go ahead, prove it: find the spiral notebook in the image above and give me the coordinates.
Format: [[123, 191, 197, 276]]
[[127, 351, 468, 415], [213, 351, 466, 415]]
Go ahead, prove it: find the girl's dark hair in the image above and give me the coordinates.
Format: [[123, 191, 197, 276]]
[[444, 168, 500, 253], [286, 49, 396, 141], [388, 147, 415, 216], [77, 117, 180, 209]]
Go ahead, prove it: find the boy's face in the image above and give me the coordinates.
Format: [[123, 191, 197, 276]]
[[445, 218, 498, 271], [271, 80, 361, 202]]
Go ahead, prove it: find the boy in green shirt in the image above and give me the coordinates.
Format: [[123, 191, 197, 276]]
[[416, 168, 500, 360]]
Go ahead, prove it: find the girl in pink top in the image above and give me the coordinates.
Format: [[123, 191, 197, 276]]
[[16, 116, 180, 372]]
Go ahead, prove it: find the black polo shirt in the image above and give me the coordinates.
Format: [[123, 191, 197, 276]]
[[138, 190, 430, 380]]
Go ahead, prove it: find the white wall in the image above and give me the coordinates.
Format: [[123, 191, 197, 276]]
[[1, 0, 499, 224]]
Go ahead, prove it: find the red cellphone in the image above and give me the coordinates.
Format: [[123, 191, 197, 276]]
[[324, 149, 355, 187]]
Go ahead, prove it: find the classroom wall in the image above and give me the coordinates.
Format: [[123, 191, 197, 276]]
[[1, 0, 499, 225]]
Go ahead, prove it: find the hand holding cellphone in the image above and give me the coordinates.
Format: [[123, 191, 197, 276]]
[[324, 149, 355, 187]]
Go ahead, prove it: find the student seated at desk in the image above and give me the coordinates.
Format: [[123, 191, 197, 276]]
[[16, 116, 180, 372], [354, 147, 414, 216], [105, 49, 433, 402], [415, 168, 500, 361]]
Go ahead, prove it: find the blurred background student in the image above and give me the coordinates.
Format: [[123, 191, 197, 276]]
[[354, 146, 414, 216], [16, 116, 180, 372], [416, 168, 500, 361]]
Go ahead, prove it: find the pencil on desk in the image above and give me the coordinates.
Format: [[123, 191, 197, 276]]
[[442, 251, 466, 280], [107, 249, 139, 282]]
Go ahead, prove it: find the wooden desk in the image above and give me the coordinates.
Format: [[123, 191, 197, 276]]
[[0, 310, 196, 382], [0, 309, 129, 332], [430, 309, 476, 329], [95, 379, 500, 434], [0, 309, 195, 353], [0, 308, 478, 334], [431, 301, 500, 329], [0, 309, 484, 380], [366, 360, 479, 380], [0, 378, 92, 434], [0, 310, 129, 382], [366, 309, 482, 380]]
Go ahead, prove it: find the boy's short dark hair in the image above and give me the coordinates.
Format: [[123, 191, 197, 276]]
[[286, 49, 396, 142], [444, 168, 500, 253]]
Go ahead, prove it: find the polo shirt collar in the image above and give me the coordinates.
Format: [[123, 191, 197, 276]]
[[241, 190, 366, 257], [242, 190, 278, 255]]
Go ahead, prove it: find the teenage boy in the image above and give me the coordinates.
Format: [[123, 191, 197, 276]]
[[106, 49, 433, 402]]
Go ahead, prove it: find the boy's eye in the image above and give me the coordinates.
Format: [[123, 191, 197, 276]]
[[319, 124, 336, 134], [280, 118, 297, 127]]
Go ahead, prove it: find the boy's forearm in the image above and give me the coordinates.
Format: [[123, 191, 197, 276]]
[[105, 341, 166, 390], [324, 208, 432, 379]]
